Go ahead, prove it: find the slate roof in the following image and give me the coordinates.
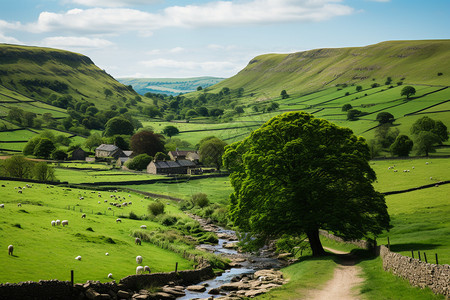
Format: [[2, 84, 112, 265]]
[[123, 151, 133, 157], [153, 160, 196, 169], [96, 144, 119, 152]]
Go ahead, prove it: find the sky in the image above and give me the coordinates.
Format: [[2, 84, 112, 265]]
[[0, 0, 448, 79]]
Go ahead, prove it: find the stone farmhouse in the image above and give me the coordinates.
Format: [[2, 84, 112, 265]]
[[168, 150, 200, 162], [147, 159, 198, 175], [95, 144, 126, 159]]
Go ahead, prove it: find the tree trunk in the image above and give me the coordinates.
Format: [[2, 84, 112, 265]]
[[307, 229, 326, 256]]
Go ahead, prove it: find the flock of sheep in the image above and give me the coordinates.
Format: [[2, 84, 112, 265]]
[[3, 184, 155, 280]]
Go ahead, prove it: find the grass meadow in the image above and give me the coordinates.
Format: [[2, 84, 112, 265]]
[[0, 181, 193, 283]]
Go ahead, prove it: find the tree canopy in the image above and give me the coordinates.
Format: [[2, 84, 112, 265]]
[[410, 116, 448, 156], [390, 135, 413, 157], [130, 130, 165, 157], [400, 86, 416, 99], [223, 112, 391, 256], [162, 125, 180, 138], [376, 112, 395, 124], [198, 137, 227, 171], [104, 117, 134, 137]]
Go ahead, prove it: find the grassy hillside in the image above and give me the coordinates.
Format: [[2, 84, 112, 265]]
[[0, 44, 142, 110], [118, 77, 225, 96], [206, 40, 450, 99]]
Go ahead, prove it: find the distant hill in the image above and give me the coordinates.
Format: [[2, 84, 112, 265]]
[[117, 77, 225, 96], [0, 44, 143, 110], [206, 40, 450, 100]]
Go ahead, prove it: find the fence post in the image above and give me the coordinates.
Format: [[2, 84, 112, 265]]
[[175, 262, 178, 273], [71, 270, 74, 286], [418, 251, 421, 261], [387, 237, 390, 251], [435, 253, 438, 265], [411, 250, 414, 259], [424, 252, 428, 263]]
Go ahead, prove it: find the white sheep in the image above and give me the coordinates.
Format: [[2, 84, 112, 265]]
[[105, 252, 109, 256], [136, 255, 143, 264], [79, 196, 84, 200], [426, 162, 429, 165], [56, 220, 61, 226], [75, 256, 82, 261], [81, 213, 86, 218], [8, 245, 13, 255], [135, 238, 141, 245], [116, 218, 122, 223], [108, 207, 112, 210], [144, 266, 151, 273], [107, 273, 113, 279], [18, 190, 22, 194], [17, 203, 22, 207], [136, 266, 144, 275], [0, 204, 4, 208], [430, 177, 433, 180], [51, 220, 56, 226], [62, 220, 69, 226], [140, 225, 147, 229]]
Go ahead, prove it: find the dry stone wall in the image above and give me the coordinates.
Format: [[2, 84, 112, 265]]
[[380, 245, 449, 297], [319, 229, 372, 249]]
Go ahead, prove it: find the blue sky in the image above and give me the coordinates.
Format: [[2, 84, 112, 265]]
[[0, 0, 448, 78]]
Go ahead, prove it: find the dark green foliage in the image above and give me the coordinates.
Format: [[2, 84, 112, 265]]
[[411, 116, 448, 143], [86, 227, 94, 232], [401, 86, 416, 98], [130, 130, 165, 156], [125, 154, 153, 171], [2, 155, 33, 178], [191, 193, 210, 208], [376, 112, 395, 124], [347, 109, 364, 120], [162, 125, 179, 138], [104, 117, 134, 136], [280, 90, 289, 99], [154, 152, 168, 161], [198, 136, 227, 170], [33, 162, 56, 181], [148, 201, 165, 216], [159, 215, 178, 226], [342, 104, 353, 112], [129, 211, 140, 220], [13, 223, 22, 229], [33, 138, 55, 158], [197, 232, 218, 244], [390, 135, 413, 157], [113, 135, 129, 150], [375, 124, 399, 148], [371, 83, 380, 88], [356, 85, 363, 92], [223, 112, 390, 256]]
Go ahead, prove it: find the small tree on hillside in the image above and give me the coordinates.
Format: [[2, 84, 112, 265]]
[[33, 138, 56, 158], [104, 117, 134, 137], [390, 135, 413, 157], [198, 137, 227, 171], [356, 86, 363, 92], [376, 112, 395, 125], [280, 90, 289, 99], [163, 125, 180, 138], [342, 104, 353, 112], [130, 130, 165, 157], [401, 86, 416, 99]]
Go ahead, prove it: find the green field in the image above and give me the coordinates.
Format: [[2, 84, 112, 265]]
[[54, 168, 167, 184], [0, 181, 193, 283]]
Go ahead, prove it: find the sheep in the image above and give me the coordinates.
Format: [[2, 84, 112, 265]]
[[128, 194, 131, 197], [81, 213, 86, 218], [98, 201, 101, 204], [75, 256, 82, 261], [135, 238, 141, 245], [394, 170, 398, 172], [104, 200, 108, 203], [105, 252, 109, 256], [430, 177, 433, 180], [426, 162, 429, 165], [144, 266, 151, 273], [136, 255, 143, 264], [8, 245, 13, 255], [107, 273, 113, 279], [61, 220, 69, 226], [79, 197, 84, 200], [108, 207, 112, 210], [56, 220, 61, 226], [0, 204, 4, 208], [17, 203, 22, 207], [136, 266, 144, 275], [51, 220, 56, 226], [116, 218, 122, 223], [140, 225, 147, 229], [18, 190, 22, 194]]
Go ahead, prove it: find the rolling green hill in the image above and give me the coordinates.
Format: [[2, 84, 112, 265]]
[[207, 40, 450, 99], [117, 76, 225, 96], [0, 44, 144, 111]]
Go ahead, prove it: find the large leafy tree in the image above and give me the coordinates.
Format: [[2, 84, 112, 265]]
[[104, 117, 134, 137], [400, 86, 416, 99], [410, 116, 448, 156], [390, 135, 413, 157], [198, 137, 227, 171], [162, 125, 180, 138], [130, 130, 165, 157], [223, 112, 390, 256]]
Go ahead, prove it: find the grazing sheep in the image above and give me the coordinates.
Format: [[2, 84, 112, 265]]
[[116, 218, 122, 223], [136, 255, 143, 264], [412, 166, 415, 169], [105, 253, 109, 256], [61, 220, 69, 226], [51, 220, 56, 226], [8, 245, 13, 255], [107, 273, 113, 279], [104, 200, 108, 203], [75, 256, 82, 261], [98, 201, 101, 204], [426, 162, 429, 165], [430, 177, 433, 180], [81, 213, 86, 218], [79, 197, 84, 200], [18, 190, 22, 194], [56, 220, 61, 226], [135, 238, 141, 245], [144, 266, 151, 273], [128, 194, 131, 197], [17, 203, 22, 207], [394, 170, 398, 172], [140, 225, 147, 229], [0, 204, 4, 208], [108, 207, 111, 210], [136, 266, 144, 275]]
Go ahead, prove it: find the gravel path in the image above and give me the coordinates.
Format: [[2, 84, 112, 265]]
[[305, 247, 363, 300]]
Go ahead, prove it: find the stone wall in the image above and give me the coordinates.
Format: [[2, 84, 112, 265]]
[[0, 266, 214, 300], [380, 245, 450, 297], [319, 229, 372, 250]]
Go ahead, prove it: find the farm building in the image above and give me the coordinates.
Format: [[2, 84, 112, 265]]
[[168, 150, 200, 162], [95, 144, 126, 159], [147, 159, 198, 175], [116, 157, 130, 168]]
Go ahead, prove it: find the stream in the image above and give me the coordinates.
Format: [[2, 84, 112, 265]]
[[177, 216, 286, 299]]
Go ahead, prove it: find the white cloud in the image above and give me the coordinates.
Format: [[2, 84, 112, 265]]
[[0, 33, 22, 44], [169, 47, 184, 53], [23, 0, 354, 35], [68, 0, 161, 7], [141, 58, 236, 72], [40, 36, 114, 49]]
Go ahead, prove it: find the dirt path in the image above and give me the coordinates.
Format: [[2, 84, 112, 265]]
[[305, 247, 363, 300]]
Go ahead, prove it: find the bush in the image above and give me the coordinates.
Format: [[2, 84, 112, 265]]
[[341, 104, 353, 112], [159, 215, 178, 226], [148, 201, 165, 216], [126, 154, 153, 170], [129, 211, 140, 220], [191, 193, 209, 208]]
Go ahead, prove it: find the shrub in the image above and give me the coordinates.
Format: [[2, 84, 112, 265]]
[[191, 193, 209, 208], [148, 201, 165, 216], [197, 232, 218, 244], [341, 104, 352, 112], [159, 215, 178, 226], [86, 227, 94, 232], [129, 211, 140, 220], [13, 223, 22, 229], [126, 154, 153, 170]]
